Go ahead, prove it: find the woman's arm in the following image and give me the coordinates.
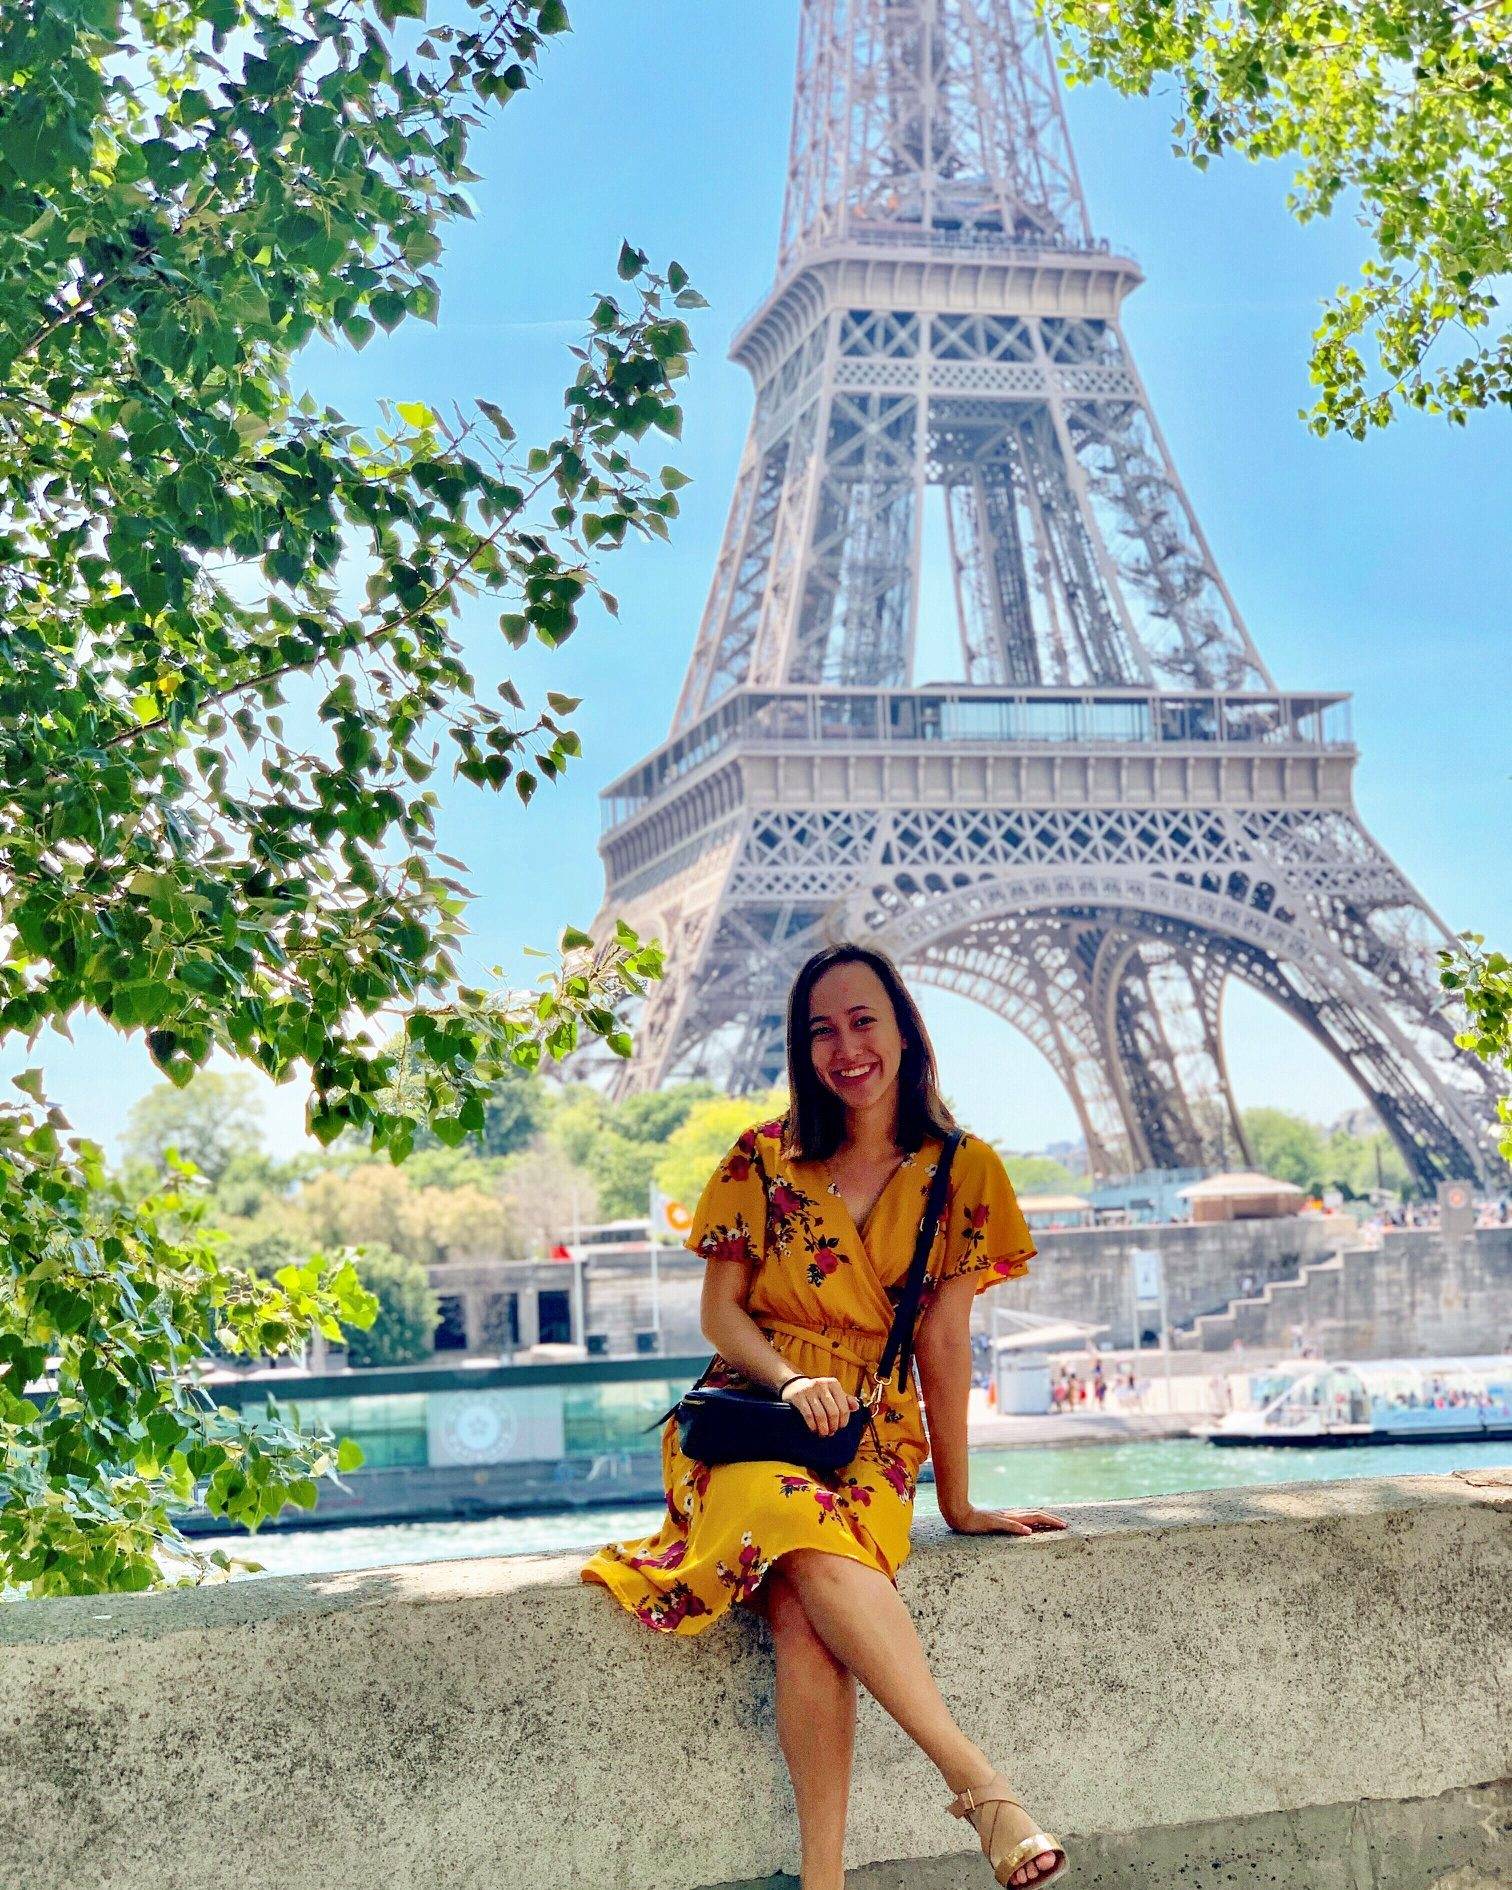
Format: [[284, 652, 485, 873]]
[[700, 1263, 860, 1435], [913, 1271, 977, 1527], [700, 1257, 798, 1392]]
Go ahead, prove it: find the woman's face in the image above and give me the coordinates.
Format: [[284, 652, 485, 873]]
[[805, 960, 907, 1113]]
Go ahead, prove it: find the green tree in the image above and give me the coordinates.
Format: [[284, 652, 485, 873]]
[[121, 1072, 268, 1185], [544, 1083, 612, 1169], [1440, 934, 1512, 1166], [413, 1064, 548, 1159], [1048, 0, 1512, 434], [293, 1160, 509, 1265], [342, 1244, 438, 1368], [582, 1132, 661, 1221], [543, 1079, 718, 1217], [0, 0, 685, 1594], [997, 1153, 1091, 1196], [1241, 1106, 1328, 1190], [656, 1090, 790, 1211], [212, 1210, 303, 1280], [205, 1147, 310, 1223], [399, 1145, 506, 1192], [614, 1082, 720, 1145], [1320, 1126, 1411, 1200]]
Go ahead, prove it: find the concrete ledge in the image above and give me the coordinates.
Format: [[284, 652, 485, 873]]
[[2, 1470, 1509, 1890]]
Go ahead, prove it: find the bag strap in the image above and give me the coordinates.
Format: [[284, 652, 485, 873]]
[[874, 1127, 964, 1399]]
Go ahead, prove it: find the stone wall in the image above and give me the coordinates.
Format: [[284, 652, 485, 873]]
[[1176, 1225, 1512, 1356], [585, 1218, 1339, 1357], [985, 1215, 1338, 1346], [3, 1469, 1508, 1890]]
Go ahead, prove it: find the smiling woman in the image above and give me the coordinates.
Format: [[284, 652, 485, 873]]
[[580, 942, 1068, 1890]]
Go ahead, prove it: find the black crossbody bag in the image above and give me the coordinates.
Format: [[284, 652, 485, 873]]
[[643, 1130, 963, 1474]]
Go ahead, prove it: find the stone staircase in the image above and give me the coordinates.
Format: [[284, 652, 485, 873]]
[[1173, 1245, 1353, 1353]]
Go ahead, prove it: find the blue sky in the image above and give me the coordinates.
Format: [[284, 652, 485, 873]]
[[15, 1, 1509, 1162]]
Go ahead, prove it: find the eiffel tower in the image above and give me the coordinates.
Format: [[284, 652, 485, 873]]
[[587, 0, 1496, 1186]]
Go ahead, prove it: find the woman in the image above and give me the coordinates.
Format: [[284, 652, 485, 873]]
[[581, 943, 1070, 1888]]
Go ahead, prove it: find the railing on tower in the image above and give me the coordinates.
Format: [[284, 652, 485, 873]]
[[600, 687, 1354, 830]]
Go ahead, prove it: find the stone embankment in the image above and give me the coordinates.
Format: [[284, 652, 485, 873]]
[[1174, 1223, 1512, 1356], [2, 1469, 1508, 1889]]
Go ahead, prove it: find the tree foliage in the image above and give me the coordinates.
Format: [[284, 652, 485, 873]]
[[544, 1078, 717, 1217], [498, 1141, 600, 1255], [412, 1064, 548, 1159], [1241, 1104, 1412, 1196], [121, 1070, 269, 1183], [1046, 0, 1512, 435], [0, 0, 695, 1592], [295, 1159, 508, 1264], [654, 1090, 791, 1212], [1440, 933, 1512, 1166], [996, 1152, 1091, 1196], [341, 1243, 437, 1368]]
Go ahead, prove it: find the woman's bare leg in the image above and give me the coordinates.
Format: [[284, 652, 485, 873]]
[[778, 1547, 1058, 1886], [767, 1567, 857, 1890]]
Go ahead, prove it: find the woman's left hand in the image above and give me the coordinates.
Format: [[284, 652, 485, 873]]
[[947, 1505, 1068, 1536]]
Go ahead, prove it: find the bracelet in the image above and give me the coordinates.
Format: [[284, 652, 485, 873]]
[[778, 1372, 811, 1399]]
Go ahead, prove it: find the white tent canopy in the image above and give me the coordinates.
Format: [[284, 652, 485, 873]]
[[988, 1309, 1110, 1352], [1018, 1193, 1094, 1215], [1177, 1170, 1305, 1201]]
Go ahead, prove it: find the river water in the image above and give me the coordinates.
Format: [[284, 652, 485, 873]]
[[195, 1436, 1510, 1581]]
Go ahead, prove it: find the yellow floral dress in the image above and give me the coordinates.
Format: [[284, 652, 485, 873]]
[[579, 1114, 1035, 1636]]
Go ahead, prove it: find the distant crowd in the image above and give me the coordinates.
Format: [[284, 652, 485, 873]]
[[1049, 1360, 1132, 1413]]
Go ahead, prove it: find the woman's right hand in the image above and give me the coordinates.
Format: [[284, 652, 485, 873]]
[[779, 1373, 860, 1436]]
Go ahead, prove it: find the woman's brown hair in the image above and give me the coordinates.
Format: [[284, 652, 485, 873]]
[[780, 943, 958, 1161]]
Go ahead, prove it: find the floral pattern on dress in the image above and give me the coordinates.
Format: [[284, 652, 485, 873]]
[[716, 1530, 772, 1602], [693, 1216, 761, 1266], [805, 1232, 849, 1290], [766, 1170, 823, 1259], [580, 1117, 1034, 1636], [935, 1194, 1033, 1294]]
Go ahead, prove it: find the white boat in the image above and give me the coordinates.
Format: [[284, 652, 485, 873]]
[[1197, 1355, 1512, 1447]]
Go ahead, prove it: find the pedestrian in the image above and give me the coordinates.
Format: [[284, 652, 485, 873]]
[[581, 942, 1068, 1888]]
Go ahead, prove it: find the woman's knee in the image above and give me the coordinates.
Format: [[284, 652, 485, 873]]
[[767, 1564, 843, 1659]]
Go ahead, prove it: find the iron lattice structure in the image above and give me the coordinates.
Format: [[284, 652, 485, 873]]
[[586, 0, 1496, 1185]]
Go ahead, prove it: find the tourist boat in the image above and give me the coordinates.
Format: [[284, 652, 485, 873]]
[[1197, 1356, 1512, 1447]]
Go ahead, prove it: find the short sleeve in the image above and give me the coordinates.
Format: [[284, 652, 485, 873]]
[[683, 1126, 769, 1267], [937, 1136, 1035, 1295]]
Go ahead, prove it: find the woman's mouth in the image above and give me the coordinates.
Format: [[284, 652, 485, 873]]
[[831, 1062, 880, 1088]]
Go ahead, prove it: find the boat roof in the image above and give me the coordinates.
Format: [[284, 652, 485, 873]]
[[1270, 1355, 1512, 1385]]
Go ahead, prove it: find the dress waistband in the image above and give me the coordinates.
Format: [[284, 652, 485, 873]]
[[758, 1317, 889, 1372]]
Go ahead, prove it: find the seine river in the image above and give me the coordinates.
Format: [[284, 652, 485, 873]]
[[196, 1437, 1510, 1581]]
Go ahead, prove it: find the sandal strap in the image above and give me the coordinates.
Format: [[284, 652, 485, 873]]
[[995, 1832, 1066, 1879], [948, 1779, 1027, 1819]]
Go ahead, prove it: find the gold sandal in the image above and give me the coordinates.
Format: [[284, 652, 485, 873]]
[[947, 1771, 1068, 1885]]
